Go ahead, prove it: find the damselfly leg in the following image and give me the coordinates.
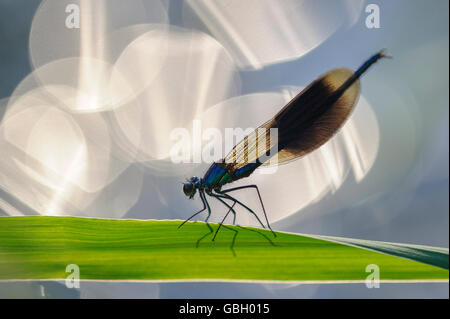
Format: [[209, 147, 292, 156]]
[[178, 190, 207, 229], [209, 194, 239, 255], [195, 191, 214, 247], [210, 193, 276, 251], [212, 200, 236, 241], [217, 186, 276, 237]]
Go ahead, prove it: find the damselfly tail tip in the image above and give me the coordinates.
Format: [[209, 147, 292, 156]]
[[355, 49, 391, 78], [379, 48, 392, 59]]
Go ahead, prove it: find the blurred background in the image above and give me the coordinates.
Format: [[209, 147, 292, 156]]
[[0, 0, 448, 298]]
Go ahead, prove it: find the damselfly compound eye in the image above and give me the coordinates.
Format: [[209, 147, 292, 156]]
[[183, 182, 195, 198]]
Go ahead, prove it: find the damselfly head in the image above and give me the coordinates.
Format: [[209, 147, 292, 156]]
[[182, 179, 197, 199]]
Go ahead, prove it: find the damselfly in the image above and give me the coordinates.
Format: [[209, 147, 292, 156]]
[[180, 50, 390, 242]]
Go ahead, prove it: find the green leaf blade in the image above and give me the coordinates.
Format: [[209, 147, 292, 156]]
[[0, 217, 448, 282]]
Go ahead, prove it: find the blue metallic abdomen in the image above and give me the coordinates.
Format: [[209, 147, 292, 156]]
[[203, 162, 261, 191]]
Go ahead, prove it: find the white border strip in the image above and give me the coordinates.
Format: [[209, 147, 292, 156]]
[[0, 279, 448, 284]]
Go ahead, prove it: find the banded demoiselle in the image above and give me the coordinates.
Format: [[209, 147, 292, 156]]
[[180, 50, 390, 245]]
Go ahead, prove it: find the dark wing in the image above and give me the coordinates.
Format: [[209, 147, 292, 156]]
[[224, 68, 360, 168], [222, 117, 275, 169]]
